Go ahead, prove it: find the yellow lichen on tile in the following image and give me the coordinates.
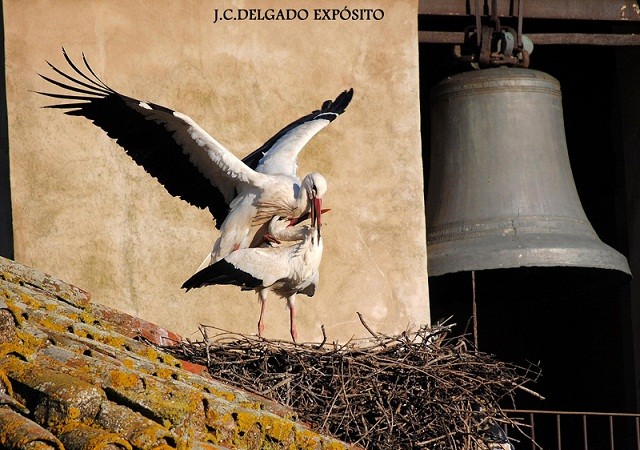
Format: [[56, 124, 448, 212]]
[[153, 367, 174, 380], [0, 339, 32, 359], [66, 406, 81, 421], [0, 370, 12, 395], [0, 257, 359, 449], [98, 334, 126, 349], [1, 271, 18, 284], [133, 345, 183, 369], [205, 411, 236, 444], [322, 441, 349, 450], [205, 386, 236, 403], [45, 302, 67, 313], [238, 400, 263, 411], [260, 414, 294, 443], [18, 292, 43, 310], [79, 312, 98, 325], [13, 329, 45, 356], [233, 409, 258, 433], [0, 288, 10, 301], [1, 296, 25, 325], [35, 315, 70, 334], [122, 358, 135, 370], [60, 422, 133, 450], [156, 351, 181, 368], [140, 346, 159, 362], [108, 369, 143, 390], [294, 428, 323, 449]]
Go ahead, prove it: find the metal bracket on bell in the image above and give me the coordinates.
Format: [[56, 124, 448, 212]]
[[453, 25, 531, 69], [453, 0, 532, 69]]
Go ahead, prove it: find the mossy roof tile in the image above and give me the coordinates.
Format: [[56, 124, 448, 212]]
[[0, 256, 357, 450]]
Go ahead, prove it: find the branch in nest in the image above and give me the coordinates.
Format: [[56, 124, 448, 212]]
[[158, 318, 542, 450]]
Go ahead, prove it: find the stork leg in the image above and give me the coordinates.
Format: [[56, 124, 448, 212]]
[[258, 290, 268, 337], [288, 295, 297, 343]]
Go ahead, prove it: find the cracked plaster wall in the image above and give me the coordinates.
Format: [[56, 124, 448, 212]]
[[5, 0, 429, 341]]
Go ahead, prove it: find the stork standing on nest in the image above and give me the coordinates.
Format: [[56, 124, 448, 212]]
[[182, 195, 324, 342], [37, 49, 352, 272]]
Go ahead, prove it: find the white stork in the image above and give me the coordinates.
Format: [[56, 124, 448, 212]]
[[37, 49, 352, 271], [182, 196, 324, 342]]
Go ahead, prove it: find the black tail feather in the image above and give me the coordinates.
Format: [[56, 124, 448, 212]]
[[182, 260, 263, 291]]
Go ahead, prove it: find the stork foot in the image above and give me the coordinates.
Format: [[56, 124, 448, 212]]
[[258, 319, 265, 337]]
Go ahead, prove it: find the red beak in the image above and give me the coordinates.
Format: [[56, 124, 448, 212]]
[[313, 197, 323, 230], [311, 197, 322, 237]]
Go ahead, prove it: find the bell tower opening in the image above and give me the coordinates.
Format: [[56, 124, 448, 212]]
[[420, 14, 640, 430]]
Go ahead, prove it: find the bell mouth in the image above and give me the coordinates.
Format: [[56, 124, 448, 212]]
[[427, 232, 631, 278]]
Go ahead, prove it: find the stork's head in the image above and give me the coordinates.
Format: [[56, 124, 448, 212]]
[[302, 172, 327, 200], [302, 172, 327, 233]]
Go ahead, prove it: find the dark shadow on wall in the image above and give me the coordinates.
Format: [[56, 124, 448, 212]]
[[0, 1, 13, 259]]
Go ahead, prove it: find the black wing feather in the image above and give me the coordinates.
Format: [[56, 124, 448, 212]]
[[38, 50, 231, 227], [241, 88, 354, 170], [182, 259, 263, 291], [39, 50, 352, 227]]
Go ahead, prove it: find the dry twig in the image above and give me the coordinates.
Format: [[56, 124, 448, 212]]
[[159, 320, 541, 449]]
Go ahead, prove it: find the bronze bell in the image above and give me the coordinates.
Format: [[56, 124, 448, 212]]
[[426, 68, 631, 277]]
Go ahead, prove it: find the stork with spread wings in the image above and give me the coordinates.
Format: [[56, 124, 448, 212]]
[[38, 49, 353, 272]]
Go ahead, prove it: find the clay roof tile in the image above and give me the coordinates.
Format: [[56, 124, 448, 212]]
[[0, 256, 355, 450]]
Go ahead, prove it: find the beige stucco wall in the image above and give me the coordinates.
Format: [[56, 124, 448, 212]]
[[5, 0, 429, 342]]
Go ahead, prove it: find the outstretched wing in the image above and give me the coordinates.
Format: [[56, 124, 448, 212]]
[[37, 49, 267, 228], [242, 88, 354, 177]]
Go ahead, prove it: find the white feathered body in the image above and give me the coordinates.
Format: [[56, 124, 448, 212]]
[[210, 174, 311, 264], [225, 222, 323, 301]]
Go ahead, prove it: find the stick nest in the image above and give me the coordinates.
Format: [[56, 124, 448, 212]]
[[159, 316, 540, 449]]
